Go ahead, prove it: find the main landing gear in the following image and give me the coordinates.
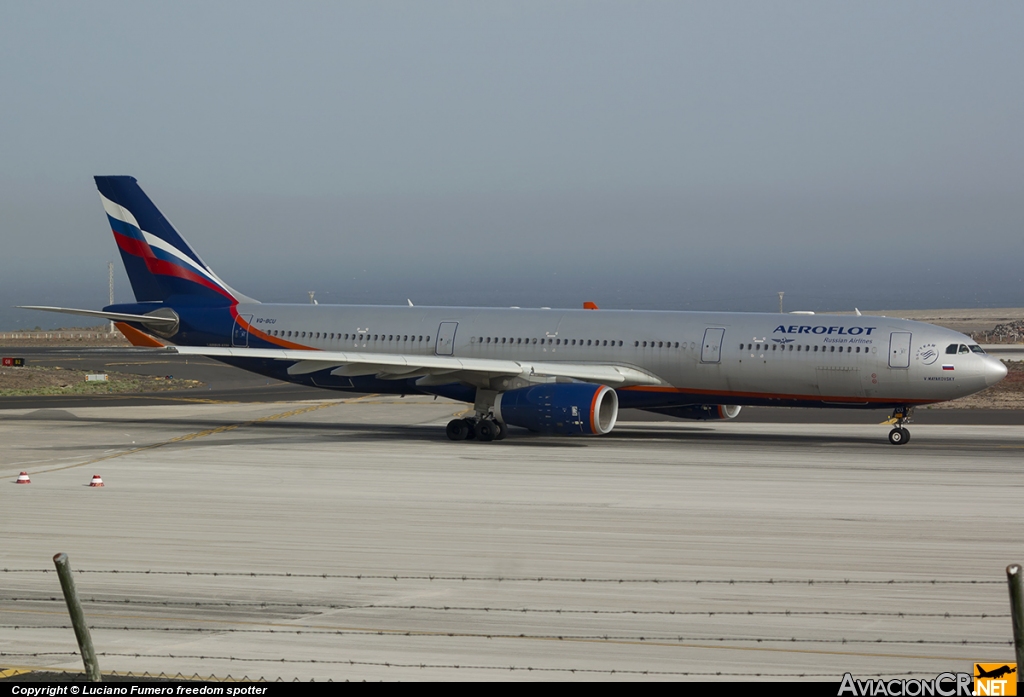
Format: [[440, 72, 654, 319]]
[[446, 417, 507, 442], [885, 407, 913, 446]]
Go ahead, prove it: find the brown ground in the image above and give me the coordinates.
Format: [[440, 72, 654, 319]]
[[842, 307, 1024, 339], [0, 325, 129, 347], [0, 366, 203, 397]]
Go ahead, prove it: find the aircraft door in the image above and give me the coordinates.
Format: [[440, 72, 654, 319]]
[[435, 322, 458, 356], [701, 327, 726, 364], [888, 332, 912, 368], [232, 314, 253, 347]]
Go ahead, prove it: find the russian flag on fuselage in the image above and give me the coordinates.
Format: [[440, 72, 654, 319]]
[[95, 176, 238, 305]]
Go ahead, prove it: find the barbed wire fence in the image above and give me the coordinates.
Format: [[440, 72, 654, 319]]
[[3, 568, 1018, 682]]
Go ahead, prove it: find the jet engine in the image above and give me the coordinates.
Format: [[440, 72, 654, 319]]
[[494, 383, 618, 435], [644, 404, 742, 421]]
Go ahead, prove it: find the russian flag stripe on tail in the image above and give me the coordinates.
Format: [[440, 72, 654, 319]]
[[95, 176, 249, 305]]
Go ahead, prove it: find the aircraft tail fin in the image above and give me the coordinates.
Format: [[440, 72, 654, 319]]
[[95, 176, 254, 305]]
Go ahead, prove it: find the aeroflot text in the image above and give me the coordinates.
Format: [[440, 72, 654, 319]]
[[10, 688, 267, 696], [774, 326, 877, 336]]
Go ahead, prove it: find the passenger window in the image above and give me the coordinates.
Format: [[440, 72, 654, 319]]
[[830, 345, 835, 352]]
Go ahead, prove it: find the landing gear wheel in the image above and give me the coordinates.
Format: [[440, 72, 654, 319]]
[[494, 421, 507, 441], [446, 419, 469, 441], [464, 420, 477, 441], [899, 427, 910, 444], [476, 420, 496, 442], [888, 428, 907, 446]]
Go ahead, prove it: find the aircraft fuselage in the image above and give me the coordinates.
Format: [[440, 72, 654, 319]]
[[165, 302, 1006, 411]]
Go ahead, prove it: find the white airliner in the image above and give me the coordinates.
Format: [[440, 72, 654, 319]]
[[22, 176, 1007, 445]]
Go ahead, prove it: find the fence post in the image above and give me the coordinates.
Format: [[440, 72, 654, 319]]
[[1009, 564, 1024, 679], [52, 553, 102, 682]]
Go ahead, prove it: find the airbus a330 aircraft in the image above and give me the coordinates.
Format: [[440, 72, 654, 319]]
[[23, 176, 1008, 445]]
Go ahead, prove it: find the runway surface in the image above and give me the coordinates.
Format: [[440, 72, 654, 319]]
[[2, 397, 1022, 681]]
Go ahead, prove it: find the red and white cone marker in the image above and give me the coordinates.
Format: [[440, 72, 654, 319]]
[[89, 474, 104, 487], [15, 471, 31, 484]]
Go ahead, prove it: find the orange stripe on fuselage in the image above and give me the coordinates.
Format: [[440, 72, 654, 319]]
[[114, 322, 166, 348], [229, 307, 314, 351], [619, 385, 936, 405]]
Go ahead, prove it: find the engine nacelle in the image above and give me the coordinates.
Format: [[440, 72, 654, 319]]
[[649, 404, 742, 421], [494, 383, 619, 435]]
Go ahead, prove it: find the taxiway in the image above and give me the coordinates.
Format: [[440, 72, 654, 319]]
[[2, 397, 1022, 681]]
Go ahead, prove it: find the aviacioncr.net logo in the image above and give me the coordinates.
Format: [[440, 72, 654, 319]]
[[839, 672, 973, 696]]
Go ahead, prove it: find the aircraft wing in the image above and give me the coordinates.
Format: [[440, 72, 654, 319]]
[[166, 345, 665, 387]]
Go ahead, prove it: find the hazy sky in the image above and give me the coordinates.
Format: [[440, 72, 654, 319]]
[[2, 2, 1023, 328]]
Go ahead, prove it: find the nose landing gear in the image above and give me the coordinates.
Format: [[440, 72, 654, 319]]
[[884, 407, 913, 446]]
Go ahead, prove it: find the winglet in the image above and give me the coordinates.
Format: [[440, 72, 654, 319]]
[[583, 301, 599, 310]]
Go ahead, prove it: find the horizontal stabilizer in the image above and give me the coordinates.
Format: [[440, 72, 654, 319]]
[[17, 306, 179, 326]]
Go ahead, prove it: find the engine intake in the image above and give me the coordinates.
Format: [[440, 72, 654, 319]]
[[494, 383, 618, 435]]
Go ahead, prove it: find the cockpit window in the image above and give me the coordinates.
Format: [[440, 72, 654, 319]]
[[945, 344, 959, 354], [969, 344, 986, 354], [958, 344, 970, 354]]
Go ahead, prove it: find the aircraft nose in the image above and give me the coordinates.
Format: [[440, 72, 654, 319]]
[[984, 357, 1008, 386]]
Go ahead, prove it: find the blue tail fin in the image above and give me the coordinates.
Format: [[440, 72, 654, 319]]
[[96, 176, 250, 305]]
